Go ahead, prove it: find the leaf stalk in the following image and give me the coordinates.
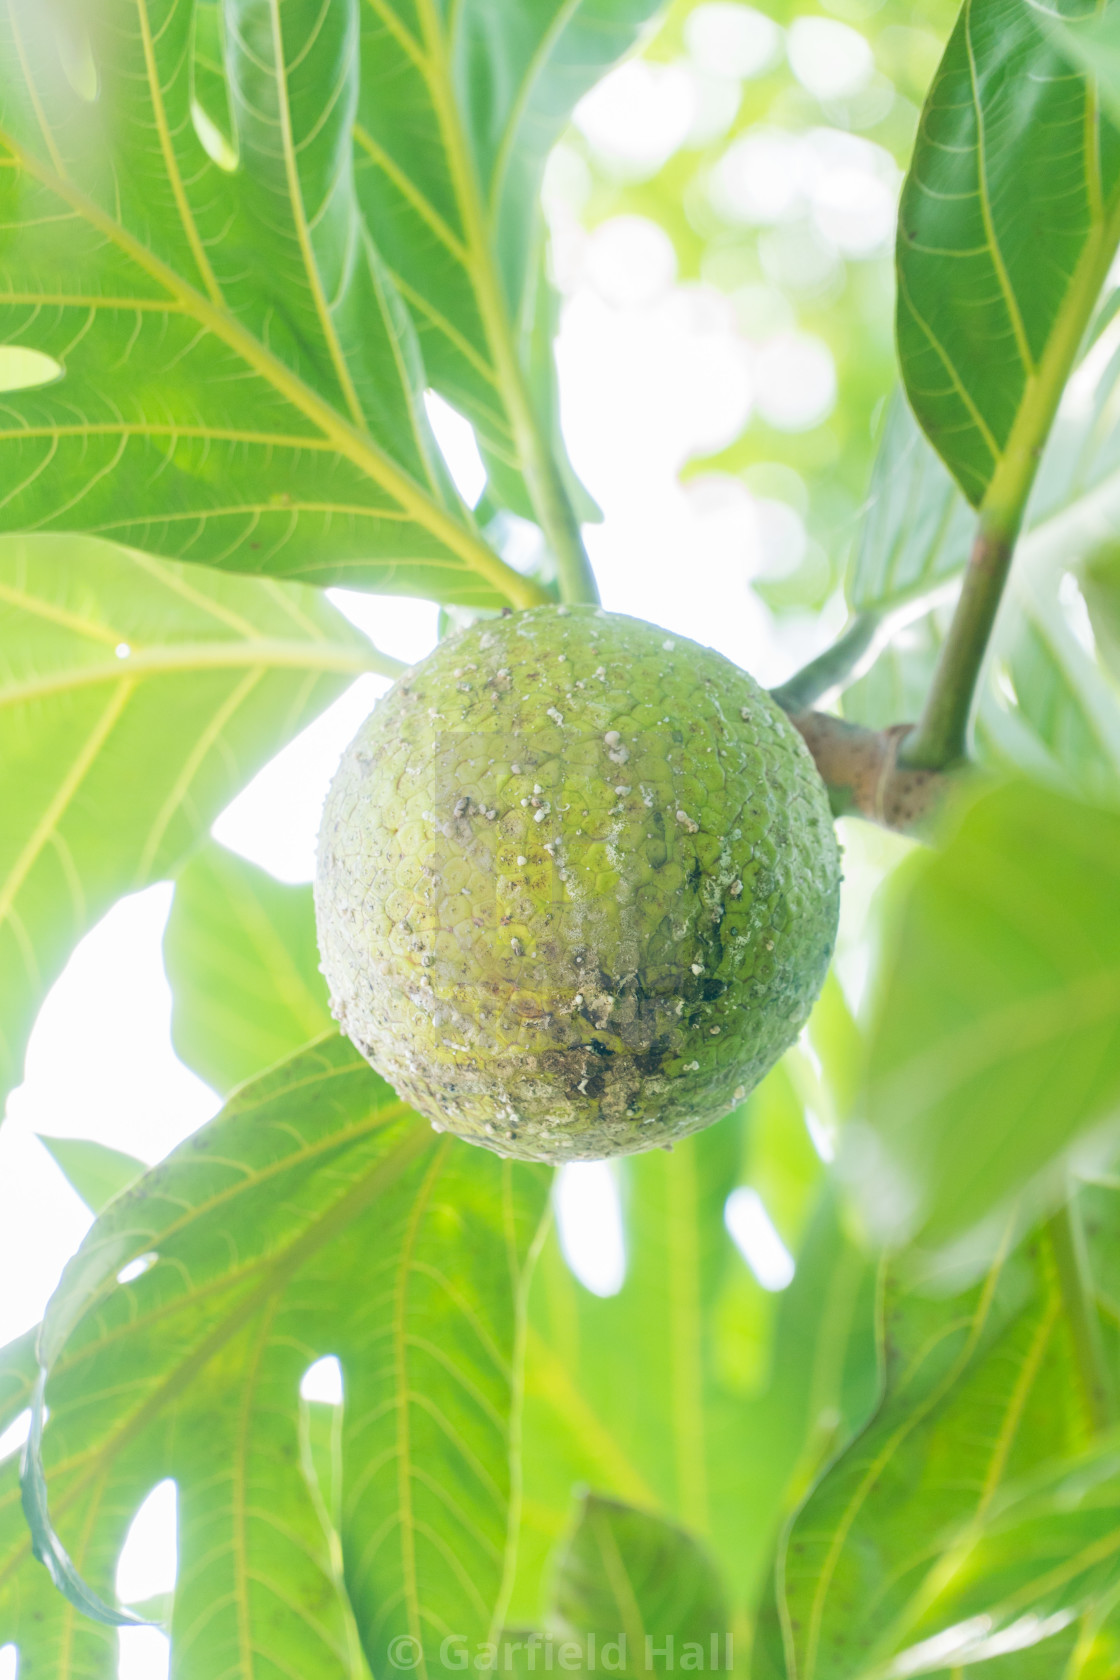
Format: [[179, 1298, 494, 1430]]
[[770, 611, 882, 713], [901, 178, 1120, 771], [899, 516, 1017, 770]]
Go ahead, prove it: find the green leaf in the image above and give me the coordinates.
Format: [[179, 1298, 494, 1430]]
[[977, 563, 1120, 804], [856, 781, 1120, 1254], [551, 1496, 730, 1677], [2, 1036, 549, 1679], [896, 0, 1120, 515], [881, 1442, 1120, 1675], [762, 1212, 1099, 1680], [1083, 540, 1120, 684], [515, 1082, 874, 1625], [352, 0, 654, 535], [1049, 9, 1120, 129], [0, 533, 381, 1118], [841, 614, 944, 733], [35, 1137, 145, 1214], [20, 1374, 149, 1631], [164, 839, 332, 1095], [0, 0, 532, 605], [846, 391, 975, 616], [0, 1330, 38, 1438]]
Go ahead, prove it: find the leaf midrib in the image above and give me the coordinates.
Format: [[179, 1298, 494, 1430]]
[[869, 967, 1120, 1126], [359, 0, 565, 545], [263, 0, 367, 432], [391, 1144, 448, 1679], [868, 1287, 1061, 1667], [0, 636, 399, 707], [0, 125, 542, 607], [7, 1120, 435, 1597], [791, 1239, 1012, 1680], [44, 1058, 406, 1375]]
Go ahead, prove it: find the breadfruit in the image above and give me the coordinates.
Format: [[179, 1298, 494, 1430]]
[[315, 605, 840, 1161]]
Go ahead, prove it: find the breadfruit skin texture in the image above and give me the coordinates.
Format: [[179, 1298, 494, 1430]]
[[315, 605, 840, 1160]]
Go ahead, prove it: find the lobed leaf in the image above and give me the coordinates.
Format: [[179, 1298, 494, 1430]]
[[352, 0, 654, 524], [516, 1080, 875, 1624], [1, 1036, 549, 1679], [36, 1138, 146, 1215], [0, 532, 380, 1118], [762, 1209, 1101, 1680], [164, 839, 333, 1096], [883, 1442, 1120, 1675], [0, 0, 529, 603], [854, 781, 1120, 1255], [551, 1496, 729, 1677]]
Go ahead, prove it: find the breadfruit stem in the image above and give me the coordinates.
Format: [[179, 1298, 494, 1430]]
[[1048, 1195, 1118, 1434], [787, 710, 951, 835], [770, 612, 883, 713], [900, 516, 1016, 771]]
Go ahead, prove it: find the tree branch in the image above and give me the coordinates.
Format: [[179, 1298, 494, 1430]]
[[788, 710, 952, 835]]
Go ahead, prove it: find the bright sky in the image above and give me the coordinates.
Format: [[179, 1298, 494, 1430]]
[[0, 21, 912, 1671]]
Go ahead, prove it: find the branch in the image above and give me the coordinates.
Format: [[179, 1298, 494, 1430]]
[[788, 710, 953, 835]]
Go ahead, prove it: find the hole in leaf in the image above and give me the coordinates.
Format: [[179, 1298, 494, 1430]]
[[725, 1187, 794, 1291], [190, 1, 238, 171], [802, 1107, 834, 1163], [0, 1643, 16, 1680], [191, 99, 237, 171], [117, 1252, 158, 1285], [0, 347, 63, 393], [53, 14, 98, 101], [554, 1162, 626, 1296], [118, 1628, 170, 1680], [424, 391, 486, 509], [1059, 570, 1097, 658], [992, 660, 1018, 711], [300, 1354, 343, 1405], [116, 1479, 178, 1607], [0, 1409, 30, 1464]]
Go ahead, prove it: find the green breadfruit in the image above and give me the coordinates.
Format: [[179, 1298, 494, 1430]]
[[314, 605, 840, 1160]]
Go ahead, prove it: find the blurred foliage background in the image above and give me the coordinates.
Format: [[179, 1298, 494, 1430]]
[[545, 0, 956, 621]]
